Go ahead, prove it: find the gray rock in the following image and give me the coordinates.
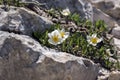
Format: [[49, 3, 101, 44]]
[[90, 0, 120, 26], [97, 68, 110, 80], [113, 38, 120, 50], [20, 0, 93, 20], [98, 69, 120, 80], [19, 0, 119, 28], [112, 27, 120, 39], [108, 71, 120, 80], [0, 31, 99, 80], [112, 38, 120, 60], [0, 6, 53, 36], [93, 7, 117, 29]]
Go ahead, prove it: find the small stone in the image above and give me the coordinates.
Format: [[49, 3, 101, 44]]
[[108, 71, 120, 80], [112, 27, 120, 39], [60, 20, 66, 24], [52, 18, 59, 23], [113, 38, 120, 50], [97, 68, 110, 80]]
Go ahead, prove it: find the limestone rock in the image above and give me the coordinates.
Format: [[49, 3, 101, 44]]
[[20, 0, 93, 20], [90, 0, 120, 26], [113, 38, 120, 50], [112, 27, 120, 39], [20, 0, 119, 28], [108, 71, 120, 80], [93, 7, 117, 29], [113, 38, 120, 61], [97, 68, 110, 80], [0, 6, 53, 36], [0, 31, 99, 80], [98, 69, 120, 80]]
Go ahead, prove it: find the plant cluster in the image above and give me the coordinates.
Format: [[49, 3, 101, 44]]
[[0, 0, 20, 6], [0, 0, 119, 71], [33, 8, 120, 70]]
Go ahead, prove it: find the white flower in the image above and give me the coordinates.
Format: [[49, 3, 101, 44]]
[[48, 30, 63, 45], [48, 29, 69, 45], [87, 34, 103, 46], [58, 28, 69, 40], [61, 8, 70, 16]]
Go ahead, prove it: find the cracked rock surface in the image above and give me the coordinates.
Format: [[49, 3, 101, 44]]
[[0, 6, 53, 36], [0, 31, 99, 80], [0, 0, 120, 79]]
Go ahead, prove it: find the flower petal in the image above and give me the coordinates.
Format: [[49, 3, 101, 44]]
[[87, 39, 91, 43], [92, 34, 97, 38], [87, 36, 91, 40], [51, 30, 59, 36], [61, 28, 65, 32], [97, 38, 103, 43], [48, 39, 57, 45], [91, 43, 97, 46], [48, 33, 52, 38], [61, 8, 70, 16], [65, 32, 69, 37]]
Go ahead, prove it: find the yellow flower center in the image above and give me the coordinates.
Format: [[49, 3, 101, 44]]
[[64, 12, 69, 15], [62, 11, 70, 16], [91, 37, 98, 44], [60, 32, 65, 38], [52, 35, 59, 43]]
